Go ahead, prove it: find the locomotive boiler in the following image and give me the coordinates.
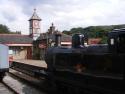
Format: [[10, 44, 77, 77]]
[[45, 29, 125, 94]]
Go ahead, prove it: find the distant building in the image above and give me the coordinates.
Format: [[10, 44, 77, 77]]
[[88, 38, 101, 45], [36, 23, 72, 60], [0, 9, 42, 60], [29, 9, 41, 40], [0, 34, 32, 59], [39, 23, 72, 47]]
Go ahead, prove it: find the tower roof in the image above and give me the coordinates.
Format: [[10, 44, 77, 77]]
[[29, 9, 41, 21]]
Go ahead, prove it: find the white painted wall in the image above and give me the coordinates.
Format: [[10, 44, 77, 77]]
[[0, 44, 9, 69]]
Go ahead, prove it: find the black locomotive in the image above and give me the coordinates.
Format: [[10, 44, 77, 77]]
[[45, 29, 125, 94]]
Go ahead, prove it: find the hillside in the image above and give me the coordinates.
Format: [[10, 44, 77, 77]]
[[62, 24, 125, 43]]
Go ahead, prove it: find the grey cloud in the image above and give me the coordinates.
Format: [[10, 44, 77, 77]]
[[1, 9, 16, 22], [11, 0, 44, 16]]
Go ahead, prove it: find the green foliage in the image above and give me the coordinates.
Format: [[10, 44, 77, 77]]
[[62, 24, 125, 44], [0, 24, 11, 33], [0, 24, 17, 34], [62, 30, 71, 35]]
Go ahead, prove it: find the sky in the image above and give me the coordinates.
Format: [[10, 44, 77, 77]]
[[0, 0, 125, 34]]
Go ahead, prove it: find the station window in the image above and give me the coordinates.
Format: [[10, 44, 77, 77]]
[[13, 47, 20, 55]]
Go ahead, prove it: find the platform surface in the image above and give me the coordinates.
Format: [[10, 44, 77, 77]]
[[13, 59, 47, 68]]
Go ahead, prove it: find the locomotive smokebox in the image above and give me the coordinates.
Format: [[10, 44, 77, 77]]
[[72, 33, 84, 48], [55, 32, 62, 47]]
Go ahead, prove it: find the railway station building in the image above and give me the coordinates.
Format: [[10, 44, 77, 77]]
[[0, 34, 32, 60], [0, 9, 71, 60], [35, 23, 72, 60]]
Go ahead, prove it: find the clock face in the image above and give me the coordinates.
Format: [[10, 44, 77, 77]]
[[33, 21, 39, 28]]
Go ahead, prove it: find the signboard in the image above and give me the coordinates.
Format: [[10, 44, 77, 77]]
[[39, 44, 46, 48]]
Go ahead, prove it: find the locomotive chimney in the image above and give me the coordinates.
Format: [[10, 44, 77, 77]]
[[72, 33, 84, 48], [55, 31, 62, 47]]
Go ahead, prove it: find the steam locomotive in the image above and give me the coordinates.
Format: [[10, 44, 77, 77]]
[[45, 29, 125, 94]]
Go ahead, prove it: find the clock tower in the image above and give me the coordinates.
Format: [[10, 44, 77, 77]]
[[29, 9, 41, 40]]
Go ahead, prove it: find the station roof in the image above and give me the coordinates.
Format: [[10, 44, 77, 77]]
[[37, 33, 72, 42], [0, 34, 33, 45]]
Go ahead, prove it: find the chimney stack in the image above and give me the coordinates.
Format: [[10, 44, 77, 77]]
[[55, 31, 62, 47]]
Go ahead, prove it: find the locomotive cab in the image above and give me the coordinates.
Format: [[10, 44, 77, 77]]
[[108, 29, 125, 53]]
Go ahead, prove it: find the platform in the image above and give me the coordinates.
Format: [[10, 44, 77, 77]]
[[11, 59, 48, 78], [13, 59, 47, 68]]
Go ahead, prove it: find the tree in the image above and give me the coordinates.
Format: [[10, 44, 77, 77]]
[[62, 30, 71, 35], [62, 24, 125, 44], [0, 24, 11, 34]]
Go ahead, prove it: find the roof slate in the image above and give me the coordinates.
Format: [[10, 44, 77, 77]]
[[0, 34, 33, 44], [37, 33, 72, 42]]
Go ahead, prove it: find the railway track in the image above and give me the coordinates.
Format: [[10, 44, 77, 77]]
[[8, 68, 48, 94], [0, 81, 17, 94], [2, 71, 46, 94]]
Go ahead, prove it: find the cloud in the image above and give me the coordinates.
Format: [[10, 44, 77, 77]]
[[0, 0, 125, 34], [38, 0, 125, 30]]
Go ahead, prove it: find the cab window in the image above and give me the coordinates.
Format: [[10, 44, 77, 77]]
[[118, 34, 125, 52]]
